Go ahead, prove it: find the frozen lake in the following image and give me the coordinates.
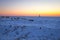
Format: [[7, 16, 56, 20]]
[[0, 16, 60, 40]]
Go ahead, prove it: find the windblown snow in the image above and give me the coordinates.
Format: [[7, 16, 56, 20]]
[[0, 16, 60, 40]]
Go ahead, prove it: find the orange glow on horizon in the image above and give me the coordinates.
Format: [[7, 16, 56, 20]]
[[0, 12, 60, 16], [0, 0, 60, 16], [0, 7, 60, 16]]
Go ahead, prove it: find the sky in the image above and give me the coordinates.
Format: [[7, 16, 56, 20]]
[[0, 0, 60, 16]]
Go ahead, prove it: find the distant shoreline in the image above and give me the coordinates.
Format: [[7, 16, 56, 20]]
[[0, 16, 60, 17]]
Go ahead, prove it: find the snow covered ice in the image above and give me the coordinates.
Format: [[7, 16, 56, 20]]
[[0, 16, 60, 40]]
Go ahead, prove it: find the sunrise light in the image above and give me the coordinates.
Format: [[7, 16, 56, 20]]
[[0, 0, 60, 16]]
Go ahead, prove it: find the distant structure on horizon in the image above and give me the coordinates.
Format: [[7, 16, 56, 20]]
[[39, 14, 40, 17]]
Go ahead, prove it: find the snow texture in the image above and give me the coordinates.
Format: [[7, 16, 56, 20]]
[[0, 16, 60, 40]]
